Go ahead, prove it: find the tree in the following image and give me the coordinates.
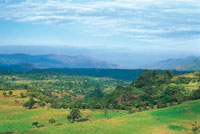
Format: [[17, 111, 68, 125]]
[[38, 101, 45, 106], [20, 92, 24, 98], [89, 86, 104, 99], [8, 91, 13, 96], [165, 70, 173, 78], [3, 91, 7, 97], [67, 108, 81, 123], [49, 118, 56, 124], [193, 88, 200, 100], [104, 109, 108, 118], [32, 121, 39, 128], [23, 97, 35, 109]]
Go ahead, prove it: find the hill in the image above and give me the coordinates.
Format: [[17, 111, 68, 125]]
[[0, 89, 199, 134], [0, 70, 199, 134], [176, 57, 200, 71], [141, 56, 200, 71], [0, 53, 121, 69]]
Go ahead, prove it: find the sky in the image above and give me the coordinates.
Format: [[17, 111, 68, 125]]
[[0, 0, 200, 67]]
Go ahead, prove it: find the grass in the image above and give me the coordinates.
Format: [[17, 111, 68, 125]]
[[0, 90, 200, 134]]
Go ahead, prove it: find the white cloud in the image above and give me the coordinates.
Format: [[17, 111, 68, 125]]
[[0, 0, 200, 40]]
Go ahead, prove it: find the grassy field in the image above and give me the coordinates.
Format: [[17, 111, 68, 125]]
[[0, 90, 200, 134]]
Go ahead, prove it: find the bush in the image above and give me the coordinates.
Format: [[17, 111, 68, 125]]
[[23, 97, 35, 109], [67, 108, 81, 123], [20, 92, 24, 98], [38, 101, 45, 106], [3, 91, 7, 97], [49, 118, 56, 124], [128, 107, 138, 114], [32, 121, 39, 128], [157, 102, 167, 108], [8, 91, 13, 96]]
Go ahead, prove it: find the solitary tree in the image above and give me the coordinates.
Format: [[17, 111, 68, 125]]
[[3, 91, 7, 97], [104, 109, 108, 118], [32, 121, 39, 128], [8, 91, 13, 96], [20, 92, 24, 98], [23, 97, 35, 109], [67, 108, 81, 123]]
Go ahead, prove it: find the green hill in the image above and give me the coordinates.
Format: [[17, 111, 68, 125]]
[[0, 90, 199, 134], [0, 71, 199, 134]]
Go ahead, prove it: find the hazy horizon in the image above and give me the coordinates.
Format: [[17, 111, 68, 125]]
[[0, 0, 200, 68], [0, 45, 199, 68]]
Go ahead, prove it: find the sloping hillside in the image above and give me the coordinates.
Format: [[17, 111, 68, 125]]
[[141, 56, 200, 71], [176, 57, 200, 71], [0, 90, 199, 134]]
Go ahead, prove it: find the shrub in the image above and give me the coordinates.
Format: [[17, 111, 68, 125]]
[[8, 91, 13, 96], [128, 107, 138, 114], [49, 118, 56, 124], [157, 102, 167, 108], [23, 97, 35, 109], [32, 121, 39, 128], [20, 92, 24, 98], [38, 101, 45, 106], [3, 91, 7, 97], [67, 108, 81, 123]]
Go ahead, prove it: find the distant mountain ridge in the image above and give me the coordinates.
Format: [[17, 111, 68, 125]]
[[176, 57, 200, 71], [0, 53, 122, 69], [141, 56, 200, 71]]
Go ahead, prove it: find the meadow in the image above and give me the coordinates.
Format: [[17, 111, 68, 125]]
[[0, 90, 199, 134]]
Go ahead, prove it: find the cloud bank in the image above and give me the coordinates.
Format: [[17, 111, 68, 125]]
[[0, 0, 200, 40]]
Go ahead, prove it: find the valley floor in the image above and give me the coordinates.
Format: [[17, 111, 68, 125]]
[[0, 90, 200, 134]]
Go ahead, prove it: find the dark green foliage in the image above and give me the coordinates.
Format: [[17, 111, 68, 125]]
[[3, 91, 7, 97], [172, 77, 192, 84], [67, 108, 81, 123], [0, 70, 198, 114], [23, 97, 35, 109], [88, 86, 104, 99], [157, 102, 167, 108], [51, 99, 68, 109], [160, 85, 185, 103], [20, 92, 24, 98], [32, 121, 39, 128], [8, 90, 12, 96], [104, 109, 108, 118], [169, 125, 187, 131], [49, 118, 56, 124], [192, 87, 200, 100], [38, 101, 45, 106]]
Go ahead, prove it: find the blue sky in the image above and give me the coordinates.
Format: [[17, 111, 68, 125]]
[[0, 0, 200, 67]]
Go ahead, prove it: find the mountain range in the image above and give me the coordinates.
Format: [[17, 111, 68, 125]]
[[141, 56, 200, 71], [0, 53, 122, 69], [0, 53, 199, 71]]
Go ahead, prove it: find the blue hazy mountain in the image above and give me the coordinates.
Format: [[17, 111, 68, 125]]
[[0, 53, 122, 69], [141, 56, 200, 71]]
